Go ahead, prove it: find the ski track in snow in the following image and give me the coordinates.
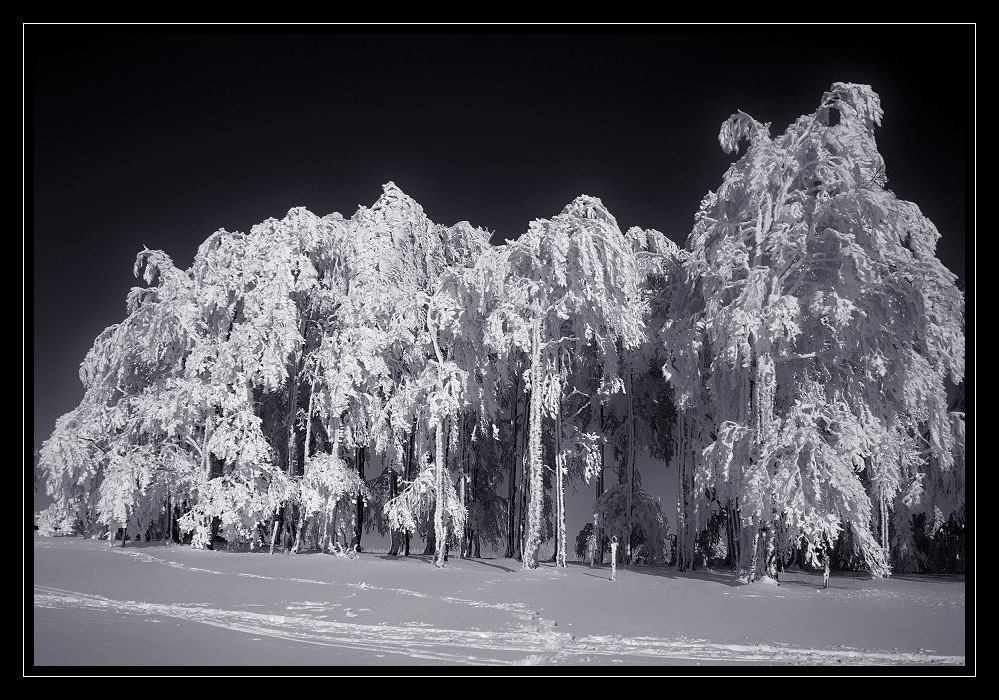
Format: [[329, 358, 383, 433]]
[[34, 582, 964, 666], [107, 547, 536, 621], [35, 585, 515, 666]]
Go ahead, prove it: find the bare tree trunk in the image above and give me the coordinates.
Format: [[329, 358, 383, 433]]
[[404, 420, 416, 556], [467, 442, 478, 559], [764, 523, 777, 580], [293, 382, 316, 554], [520, 447, 529, 561], [203, 412, 212, 477], [763, 493, 780, 580], [458, 415, 468, 559], [269, 508, 281, 555], [675, 418, 685, 570], [192, 413, 213, 551], [280, 358, 301, 553], [164, 493, 172, 544], [467, 445, 478, 560], [426, 311, 455, 568], [321, 507, 329, 554], [434, 420, 447, 568], [505, 376, 520, 558], [516, 394, 530, 562], [626, 370, 635, 566], [878, 487, 888, 550], [280, 505, 293, 553], [555, 377, 567, 568], [726, 499, 741, 571], [387, 468, 401, 556], [352, 446, 365, 551], [746, 519, 762, 581], [880, 491, 891, 575], [675, 412, 696, 571], [304, 383, 315, 462], [458, 448, 467, 559], [739, 353, 776, 582], [523, 320, 545, 569], [287, 377, 300, 479], [598, 402, 605, 565]]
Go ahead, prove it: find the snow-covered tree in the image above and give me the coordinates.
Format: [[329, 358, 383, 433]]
[[668, 83, 964, 580], [485, 196, 645, 569], [36, 405, 111, 536], [594, 475, 672, 565]]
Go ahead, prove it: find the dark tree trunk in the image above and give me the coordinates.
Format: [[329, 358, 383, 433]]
[[352, 446, 365, 551], [726, 500, 740, 570], [675, 413, 696, 572], [269, 506, 282, 555], [626, 371, 635, 566], [616, 412, 630, 563], [163, 494, 171, 544], [404, 422, 416, 557], [468, 451, 478, 559], [208, 452, 223, 551], [209, 516, 221, 551], [280, 352, 302, 552], [458, 415, 468, 559], [597, 403, 606, 565], [516, 393, 530, 561], [432, 421, 450, 564], [287, 369, 300, 478], [387, 468, 401, 556], [505, 376, 520, 559]]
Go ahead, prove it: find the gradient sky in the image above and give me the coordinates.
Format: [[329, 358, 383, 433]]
[[29, 28, 972, 534]]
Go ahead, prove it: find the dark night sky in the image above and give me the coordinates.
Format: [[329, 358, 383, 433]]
[[29, 27, 972, 490]]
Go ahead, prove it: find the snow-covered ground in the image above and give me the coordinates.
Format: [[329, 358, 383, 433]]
[[31, 534, 965, 667]]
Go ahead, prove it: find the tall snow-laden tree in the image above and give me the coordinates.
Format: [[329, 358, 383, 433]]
[[38, 247, 211, 545], [324, 184, 489, 565], [415, 224, 493, 566], [455, 244, 532, 561], [185, 208, 329, 551], [670, 83, 964, 580], [486, 196, 645, 569], [39, 205, 337, 549], [428, 247, 510, 561]]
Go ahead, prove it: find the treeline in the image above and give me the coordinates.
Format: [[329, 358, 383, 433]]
[[36, 83, 966, 579]]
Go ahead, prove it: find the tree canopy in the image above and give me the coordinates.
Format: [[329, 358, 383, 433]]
[[36, 84, 966, 581]]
